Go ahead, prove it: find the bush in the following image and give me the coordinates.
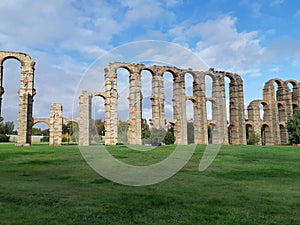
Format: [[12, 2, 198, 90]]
[[247, 133, 260, 145], [287, 110, 300, 144], [150, 128, 166, 146], [0, 134, 9, 142], [40, 136, 49, 142], [164, 130, 175, 145]]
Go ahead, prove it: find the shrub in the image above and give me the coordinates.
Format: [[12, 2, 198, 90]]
[[150, 128, 166, 146], [164, 130, 175, 145], [247, 133, 260, 145], [287, 110, 300, 144], [0, 134, 9, 142], [40, 136, 49, 142]]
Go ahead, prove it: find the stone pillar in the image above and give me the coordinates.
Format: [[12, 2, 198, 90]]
[[17, 60, 35, 146], [79, 91, 92, 146], [247, 101, 262, 145], [293, 83, 300, 109], [151, 68, 165, 129], [173, 72, 187, 144], [263, 83, 278, 145], [193, 72, 208, 144], [237, 78, 247, 145], [212, 73, 228, 144], [228, 75, 246, 145], [104, 65, 118, 145], [0, 65, 3, 122], [128, 67, 142, 144], [49, 103, 63, 146]]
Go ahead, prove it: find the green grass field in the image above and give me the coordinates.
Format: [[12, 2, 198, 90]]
[[0, 143, 299, 225]]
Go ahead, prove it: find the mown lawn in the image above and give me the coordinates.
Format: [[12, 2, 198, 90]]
[[0, 143, 299, 225]]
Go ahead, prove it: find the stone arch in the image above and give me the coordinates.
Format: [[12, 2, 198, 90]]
[[0, 51, 35, 146], [31, 120, 50, 143], [261, 123, 272, 145], [32, 118, 50, 127], [223, 73, 246, 145], [203, 69, 228, 144], [78, 91, 106, 146], [259, 101, 271, 121], [263, 78, 284, 102], [284, 80, 300, 115], [245, 122, 255, 144]]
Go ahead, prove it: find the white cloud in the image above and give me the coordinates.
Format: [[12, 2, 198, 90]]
[[270, 0, 284, 7], [295, 10, 300, 18]]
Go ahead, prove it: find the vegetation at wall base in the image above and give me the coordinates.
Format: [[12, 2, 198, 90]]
[[287, 109, 300, 144], [0, 143, 299, 225]]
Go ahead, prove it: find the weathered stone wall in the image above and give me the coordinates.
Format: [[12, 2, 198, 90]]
[[0, 51, 35, 146], [102, 62, 246, 146], [49, 103, 63, 146], [247, 78, 300, 145]]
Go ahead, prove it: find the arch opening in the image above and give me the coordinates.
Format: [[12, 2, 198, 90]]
[[116, 67, 130, 144], [261, 124, 271, 146], [31, 122, 50, 143], [91, 95, 105, 144], [163, 71, 174, 120], [186, 99, 194, 144], [141, 69, 152, 126], [184, 73, 193, 96], [205, 75, 213, 98], [1, 59, 21, 129]]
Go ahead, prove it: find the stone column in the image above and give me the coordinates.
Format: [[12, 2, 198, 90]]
[[0, 65, 3, 122], [212, 73, 228, 145], [193, 72, 208, 144], [263, 83, 278, 145], [128, 67, 142, 144], [17, 60, 35, 146], [247, 101, 262, 145], [293, 84, 300, 109], [104, 65, 118, 145], [229, 75, 246, 145], [173, 72, 187, 145], [237, 78, 247, 145], [151, 68, 165, 129], [79, 91, 91, 146], [49, 103, 63, 146]]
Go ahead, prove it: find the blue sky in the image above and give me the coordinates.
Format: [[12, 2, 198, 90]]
[[0, 0, 299, 127]]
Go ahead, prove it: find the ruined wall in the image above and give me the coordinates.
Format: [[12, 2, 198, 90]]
[[102, 62, 246, 146], [49, 103, 63, 146], [247, 78, 300, 145], [0, 51, 35, 146]]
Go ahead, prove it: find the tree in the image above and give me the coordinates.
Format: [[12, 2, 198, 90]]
[[164, 126, 175, 145], [141, 119, 151, 144], [94, 119, 105, 136], [0, 121, 14, 134], [150, 128, 166, 146], [118, 121, 129, 144], [287, 110, 300, 144]]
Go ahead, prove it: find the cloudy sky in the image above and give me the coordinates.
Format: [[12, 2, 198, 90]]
[[0, 0, 299, 128]]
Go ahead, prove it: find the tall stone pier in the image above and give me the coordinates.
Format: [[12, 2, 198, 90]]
[[0, 51, 35, 146]]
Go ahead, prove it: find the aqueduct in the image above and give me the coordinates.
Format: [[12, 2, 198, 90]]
[[77, 62, 246, 146], [247, 78, 300, 145], [1, 50, 299, 146], [0, 51, 35, 146]]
